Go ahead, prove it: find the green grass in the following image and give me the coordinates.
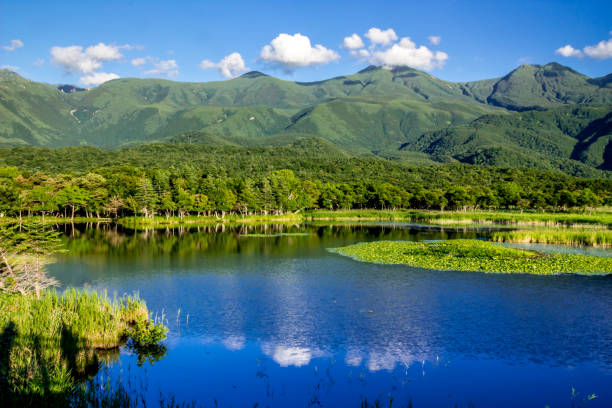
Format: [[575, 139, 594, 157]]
[[406, 210, 612, 226], [0, 289, 165, 405], [110, 209, 612, 229], [331, 239, 612, 275], [491, 228, 612, 246]]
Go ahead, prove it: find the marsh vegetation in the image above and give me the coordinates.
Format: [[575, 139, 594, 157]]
[[331, 239, 612, 275]]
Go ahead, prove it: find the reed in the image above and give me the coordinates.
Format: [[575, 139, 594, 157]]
[[0, 289, 163, 405], [492, 229, 612, 246]]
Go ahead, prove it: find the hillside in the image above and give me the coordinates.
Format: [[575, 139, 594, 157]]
[[401, 104, 612, 174], [0, 63, 611, 175]]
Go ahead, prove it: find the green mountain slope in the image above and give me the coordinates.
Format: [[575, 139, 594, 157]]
[[477, 63, 612, 111], [401, 104, 612, 175], [0, 70, 78, 146], [0, 63, 611, 175]]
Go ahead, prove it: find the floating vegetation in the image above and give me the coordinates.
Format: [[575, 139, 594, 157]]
[[491, 228, 612, 247], [331, 240, 612, 275], [239, 232, 311, 238]]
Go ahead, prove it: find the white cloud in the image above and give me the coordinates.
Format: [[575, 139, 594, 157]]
[[33, 58, 45, 67], [3, 39, 23, 51], [343, 34, 365, 50], [350, 49, 370, 58], [370, 37, 448, 71], [131, 57, 147, 67], [1, 65, 19, 71], [365, 28, 398, 46], [260, 33, 339, 71], [583, 38, 612, 59], [200, 52, 247, 78], [428, 36, 441, 45], [555, 44, 583, 58], [50, 43, 123, 74], [79, 72, 119, 86], [143, 58, 179, 77]]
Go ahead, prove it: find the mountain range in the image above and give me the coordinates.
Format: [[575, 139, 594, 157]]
[[0, 62, 611, 176]]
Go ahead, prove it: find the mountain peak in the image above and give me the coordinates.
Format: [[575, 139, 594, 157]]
[[240, 71, 268, 79], [358, 65, 382, 74]]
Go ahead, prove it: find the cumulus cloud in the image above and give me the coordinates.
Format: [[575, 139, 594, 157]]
[[33, 58, 45, 67], [347, 28, 448, 71], [143, 58, 179, 77], [555, 44, 583, 58], [79, 72, 119, 86], [343, 33, 365, 50], [131, 57, 147, 67], [50, 43, 123, 74], [556, 32, 612, 60], [131, 56, 179, 77], [364, 28, 398, 46], [3, 39, 23, 51], [200, 52, 248, 78], [351, 49, 370, 58], [584, 38, 612, 59], [428, 36, 441, 45], [260, 33, 339, 71], [370, 37, 448, 70]]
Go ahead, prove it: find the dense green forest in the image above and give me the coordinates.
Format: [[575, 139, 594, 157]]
[[0, 140, 610, 218]]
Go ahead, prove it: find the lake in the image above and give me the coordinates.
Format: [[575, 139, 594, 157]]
[[48, 223, 612, 407]]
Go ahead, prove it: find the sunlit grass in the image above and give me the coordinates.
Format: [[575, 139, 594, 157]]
[[492, 228, 612, 246], [0, 289, 163, 405]]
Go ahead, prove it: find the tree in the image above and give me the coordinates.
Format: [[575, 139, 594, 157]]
[[0, 222, 61, 298], [134, 177, 158, 217], [56, 185, 90, 221]]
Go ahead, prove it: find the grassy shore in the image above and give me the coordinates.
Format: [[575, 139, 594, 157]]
[[492, 228, 612, 246], [331, 240, 612, 275], [3, 209, 611, 228], [307, 209, 612, 226], [0, 289, 166, 406]]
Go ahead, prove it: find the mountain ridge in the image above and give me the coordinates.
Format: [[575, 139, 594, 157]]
[[0, 63, 611, 176]]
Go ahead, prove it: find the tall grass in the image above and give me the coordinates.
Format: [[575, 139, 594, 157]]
[[0, 289, 157, 406], [491, 229, 612, 246]]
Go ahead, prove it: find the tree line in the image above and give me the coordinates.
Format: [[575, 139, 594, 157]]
[[0, 165, 610, 220]]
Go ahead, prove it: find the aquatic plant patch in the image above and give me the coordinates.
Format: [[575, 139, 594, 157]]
[[331, 240, 612, 275]]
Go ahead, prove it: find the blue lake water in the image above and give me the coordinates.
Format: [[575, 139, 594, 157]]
[[49, 223, 612, 407]]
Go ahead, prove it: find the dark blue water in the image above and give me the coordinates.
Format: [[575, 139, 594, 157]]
[[49, 223, 612, 407]]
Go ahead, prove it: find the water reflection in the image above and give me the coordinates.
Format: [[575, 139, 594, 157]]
[[47, 223, 612, 407]]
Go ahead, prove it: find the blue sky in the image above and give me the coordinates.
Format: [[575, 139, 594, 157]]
[[1, 0, 611, 86]]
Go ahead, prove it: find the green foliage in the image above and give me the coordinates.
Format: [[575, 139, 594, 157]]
[[130, 318, 168, 349], [331, 239, 612, 275], [0, 289, 164, 405], [491, 228, 612, 246]]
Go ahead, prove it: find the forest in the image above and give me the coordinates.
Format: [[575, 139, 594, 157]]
[[0, 162, 610, 220]]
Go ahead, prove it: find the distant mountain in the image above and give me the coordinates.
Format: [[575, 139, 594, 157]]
[[0, 63, 611, 175], [400, 104, 612, 174]]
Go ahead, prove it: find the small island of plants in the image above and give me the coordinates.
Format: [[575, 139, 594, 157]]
[[331, 240, 612, 275]]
